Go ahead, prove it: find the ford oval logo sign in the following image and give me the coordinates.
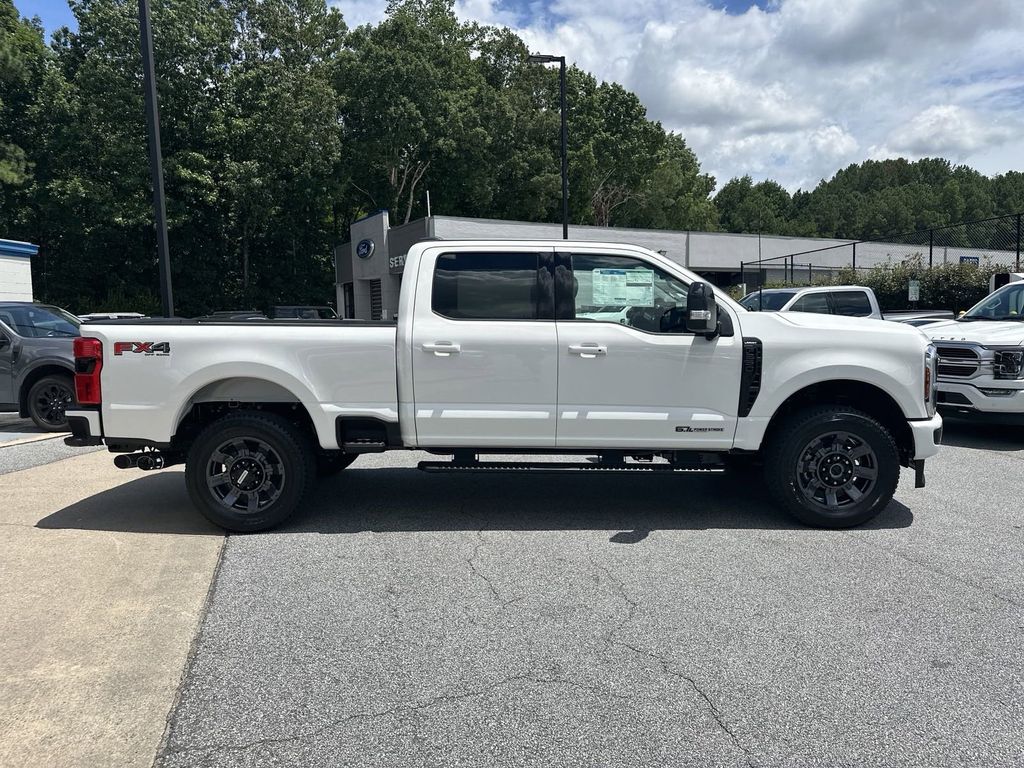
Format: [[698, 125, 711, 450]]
[[356, 239, 375, 259]]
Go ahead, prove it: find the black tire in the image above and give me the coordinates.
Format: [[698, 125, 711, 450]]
[[764, 405, 899, 529], [317, 451, 358, 477], [185, 411, 316, 532], [27, 374, 75, 432]]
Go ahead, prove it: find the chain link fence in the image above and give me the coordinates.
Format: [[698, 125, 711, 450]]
[[739, 212, 1022, 301]]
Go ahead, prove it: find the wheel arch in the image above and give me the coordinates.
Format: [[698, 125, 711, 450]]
[[171, 375, 319, 450], [763, 379, 914, 465], [19, 363, 74, 417]]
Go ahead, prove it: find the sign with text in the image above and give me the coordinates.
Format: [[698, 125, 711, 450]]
[[908, 279, 920, 302], [592, 268, 655, 306], [960, 255, 980, 266]]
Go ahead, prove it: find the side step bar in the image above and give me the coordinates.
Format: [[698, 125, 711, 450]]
[[417, 460, 724, 474], [342, 438, 388, 453]]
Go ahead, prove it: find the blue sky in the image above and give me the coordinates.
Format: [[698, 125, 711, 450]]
[[14, 0, 74, 35], [12, 0, 1024, 190]]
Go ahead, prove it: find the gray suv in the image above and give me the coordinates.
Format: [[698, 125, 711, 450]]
[[0, 302, 80, 431]]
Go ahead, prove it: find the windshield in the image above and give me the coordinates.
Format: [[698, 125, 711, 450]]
[[0, 304, 80, 337], [961, 284, 1024, 321], [740, 290, 796, 311]]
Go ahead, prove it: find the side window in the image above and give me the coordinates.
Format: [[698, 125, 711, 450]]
[[789, 292, 831, 314], [832, 290, 872, 317], [432, 252, 547, 320], [570, 254, 689, 334]]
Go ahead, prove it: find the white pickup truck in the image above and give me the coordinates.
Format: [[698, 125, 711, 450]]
[[740, 285, 953, 325], [927, 280, 1024, 420], [65, 240, 942, 532]]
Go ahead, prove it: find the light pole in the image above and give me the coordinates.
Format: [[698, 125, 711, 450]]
[[138, 0, 174, 316], [528, 53, 568, 240]]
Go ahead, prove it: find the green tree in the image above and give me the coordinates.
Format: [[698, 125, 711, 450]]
[[618, 133, 717, 231], [715, 175, 792, 235]]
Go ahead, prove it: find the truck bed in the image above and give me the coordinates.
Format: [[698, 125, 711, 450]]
[[82, 321, 399, 448]]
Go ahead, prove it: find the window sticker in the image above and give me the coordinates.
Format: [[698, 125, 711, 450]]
[[592, 268, 655, 307]]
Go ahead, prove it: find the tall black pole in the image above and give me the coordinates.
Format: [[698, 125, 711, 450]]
[[559, 58, 569, 240], [138, 0, 173, 317]]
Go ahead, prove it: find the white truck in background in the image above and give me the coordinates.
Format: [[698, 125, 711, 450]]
[[927, 279, 1024, 420], [65, 240, 942, 532], [740, 285, 953, 326]]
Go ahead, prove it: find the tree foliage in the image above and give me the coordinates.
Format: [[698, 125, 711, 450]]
[[0, 0, 1020, 314]]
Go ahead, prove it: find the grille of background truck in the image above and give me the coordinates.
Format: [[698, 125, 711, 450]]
[[936, 345, 981, 377]]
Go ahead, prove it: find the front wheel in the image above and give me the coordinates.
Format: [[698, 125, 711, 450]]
[[27, 375, 75, 432], [185, 412, 316, 532], [764, 406, 900, 528]]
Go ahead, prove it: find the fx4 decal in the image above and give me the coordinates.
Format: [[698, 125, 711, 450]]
[[113, 341, 171, 356]]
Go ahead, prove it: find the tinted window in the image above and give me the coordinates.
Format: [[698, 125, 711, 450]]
[[790, 293, 831, 314], [0, 305, 79, 337], [570, 254, 689, 333], [432, 252, 544, 320], [740, 290, 796, 311], [832, 291, 872, 317]]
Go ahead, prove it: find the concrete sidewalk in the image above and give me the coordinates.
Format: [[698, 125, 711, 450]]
[[0, 451, 223, 768]]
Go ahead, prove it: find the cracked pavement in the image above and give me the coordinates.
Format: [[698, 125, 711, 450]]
[[155, 421, 1024, 768]]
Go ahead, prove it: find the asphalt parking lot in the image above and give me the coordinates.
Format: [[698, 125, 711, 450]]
[[2, 417, 1023, 767]]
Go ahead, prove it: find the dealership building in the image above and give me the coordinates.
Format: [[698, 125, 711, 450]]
[[0, 238, 37, 302], [334, 211, 994, 320]]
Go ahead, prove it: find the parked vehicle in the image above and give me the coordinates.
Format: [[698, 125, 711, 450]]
[[65, 241, 941, 532], [0, 302, 79, 431], [926, 281, 1024, 421], [272, 305, 338, 320], [740, 286, 953, 324]]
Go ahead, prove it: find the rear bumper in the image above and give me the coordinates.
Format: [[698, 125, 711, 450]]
[[65, 409, 103, 447], [908, 413, 943, 461]]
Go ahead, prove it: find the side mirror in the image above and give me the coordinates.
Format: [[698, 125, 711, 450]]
[[686, 281, 719, 338]]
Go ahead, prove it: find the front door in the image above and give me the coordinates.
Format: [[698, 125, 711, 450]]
[[411, 248, 558, 448], [555, 251, 743, 450]]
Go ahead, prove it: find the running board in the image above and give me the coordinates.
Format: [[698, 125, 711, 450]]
[[342, 439, 387, 453], [417, 460, 724, 474]]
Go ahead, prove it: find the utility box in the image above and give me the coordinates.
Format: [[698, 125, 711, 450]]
[[0, 239, 37, 301]]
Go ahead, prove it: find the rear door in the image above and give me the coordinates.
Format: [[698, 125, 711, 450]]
[[788, 291, 831, 314], [830, 290, 874, 318], [411, 247, 558, 447], [555, 250, 742, 450]]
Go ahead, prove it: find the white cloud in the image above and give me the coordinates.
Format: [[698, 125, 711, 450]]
[[336, 0, 1024, 190], [330, 0, 388, 29], [878, 105, 1018, 159]]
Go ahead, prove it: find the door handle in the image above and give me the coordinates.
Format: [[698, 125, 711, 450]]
[[422, 341, 461, 356], [568, 343, 607, 358]]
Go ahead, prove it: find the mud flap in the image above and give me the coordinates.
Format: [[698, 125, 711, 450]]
[[913, 459, 926, 489]]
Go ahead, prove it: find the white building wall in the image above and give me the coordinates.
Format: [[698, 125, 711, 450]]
[[0, 254, 33, 301]]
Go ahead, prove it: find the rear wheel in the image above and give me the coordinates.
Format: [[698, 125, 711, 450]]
[[27, 375, 75, 432], [185, 412, 316, 532], [764, 405, 899, 528]]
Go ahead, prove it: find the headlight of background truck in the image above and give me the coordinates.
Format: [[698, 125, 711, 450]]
[[991, 347, 1024, 380]]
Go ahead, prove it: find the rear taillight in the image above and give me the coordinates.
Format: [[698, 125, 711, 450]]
[[73, 337, 103, 405]]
